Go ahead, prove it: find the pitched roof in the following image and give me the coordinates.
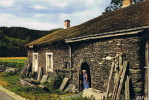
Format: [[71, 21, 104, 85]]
[[26, 0, 149, 46]]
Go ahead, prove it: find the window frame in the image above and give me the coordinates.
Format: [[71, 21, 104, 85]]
[[46, 53, 53, 72], [32, 53, 38, 72]]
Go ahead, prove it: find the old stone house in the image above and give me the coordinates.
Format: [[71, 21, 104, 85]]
[[26, 0, 149, 99]]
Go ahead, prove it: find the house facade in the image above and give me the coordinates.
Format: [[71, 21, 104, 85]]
[[26, 0, 149, 99]]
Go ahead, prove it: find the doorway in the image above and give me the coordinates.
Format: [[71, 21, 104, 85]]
[[79, 62, 91, 91]]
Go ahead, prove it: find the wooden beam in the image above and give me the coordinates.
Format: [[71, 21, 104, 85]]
[[116, 61, 128, 100], [66, 30, 143, 43], [125, 75, 130, 100], [105, 61, 115, 100]]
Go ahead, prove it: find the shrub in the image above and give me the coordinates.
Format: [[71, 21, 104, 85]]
[[0, 62, 24, 74], [53, 72, 65, 89]]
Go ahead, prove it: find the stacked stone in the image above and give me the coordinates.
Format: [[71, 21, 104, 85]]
[[72, 35, 145, 98]]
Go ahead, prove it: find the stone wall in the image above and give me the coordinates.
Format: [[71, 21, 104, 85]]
[[27, 34, 146, 98], [27, 42, 70, 75], [71, 34, 146, 98]]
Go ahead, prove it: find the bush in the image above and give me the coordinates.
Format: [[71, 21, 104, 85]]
[[4, 71, 17, 76], [0, 62, 24, 74], [53, 72, 65, 89]]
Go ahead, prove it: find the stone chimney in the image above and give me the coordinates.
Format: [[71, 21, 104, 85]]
[[122, 0, 132, 8], [64, 19, 70, 29]]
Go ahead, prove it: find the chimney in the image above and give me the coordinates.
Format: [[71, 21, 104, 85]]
[[64, 19, 70, 29], [122, 0, 132, 8]]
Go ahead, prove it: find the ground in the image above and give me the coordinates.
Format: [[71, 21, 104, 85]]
[[0, 90, 15, 100]]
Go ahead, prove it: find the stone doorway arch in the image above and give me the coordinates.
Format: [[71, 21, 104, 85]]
[[78, 61, 91, 91]]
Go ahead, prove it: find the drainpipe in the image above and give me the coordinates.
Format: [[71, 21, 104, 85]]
[[69, 45, 72, 78]]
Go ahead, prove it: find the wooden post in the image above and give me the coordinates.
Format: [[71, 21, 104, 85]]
[[119, 55, 123, 72], [105, 61, 115, 100], [116, 61, 128, 100], [69, 45, 72, 78], [125, 76, 130, 100], [112, 64, 124, 100]]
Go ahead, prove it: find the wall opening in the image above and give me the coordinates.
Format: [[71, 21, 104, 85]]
[[46, 53, 53, 72], [33, 53, 38, 72], [79, 62, 91, 91]]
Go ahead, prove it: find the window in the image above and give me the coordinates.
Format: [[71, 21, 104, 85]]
[[33, 53, 38, 72], [46, 53, 53, 72], [64, 62, 70, 69]]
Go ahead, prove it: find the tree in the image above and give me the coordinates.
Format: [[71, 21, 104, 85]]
[[105, 0, 144, 12]]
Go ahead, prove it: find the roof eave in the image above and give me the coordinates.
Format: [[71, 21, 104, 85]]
[[65, 26, 149, 43]]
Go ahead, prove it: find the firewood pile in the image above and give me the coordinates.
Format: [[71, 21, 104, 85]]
[[105, 54, 130, 100]]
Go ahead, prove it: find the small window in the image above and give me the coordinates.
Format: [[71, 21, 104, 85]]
[[46, 53, 53, 72], [33, 53, 38, 72], [64, 62, 70, 69]]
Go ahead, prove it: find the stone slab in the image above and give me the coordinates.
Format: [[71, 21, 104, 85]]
[[69, 84, 76, 93], [40, 75, 48, 83], [0, 65, 6, 72], [37, 67, 43, 81], [47, 78, 54, 84], [59, 78, 69, 91], [82, 88, 106, 100], [5, 68, 16, 73]]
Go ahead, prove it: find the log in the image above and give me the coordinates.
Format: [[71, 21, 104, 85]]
[[105, 61, 115, 100], [38, 85, 49, 91], [19, 79, 49, 91], [24, 78, 40, 85], [114, 64, 119, 84], [119, 56, 123, 72], [116, 61, 128, 100], [112, 64, 124, 100], [19, 79, 36, 87]]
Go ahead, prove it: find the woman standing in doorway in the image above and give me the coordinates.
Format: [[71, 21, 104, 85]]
[[82, 70, 89, 90]]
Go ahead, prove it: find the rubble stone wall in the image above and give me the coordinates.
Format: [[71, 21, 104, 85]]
[[27, 42, 70, 75], [27, 34, 146, 98], [71, 34, 145, 98]]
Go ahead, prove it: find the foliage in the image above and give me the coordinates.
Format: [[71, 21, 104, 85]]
[[53, 72, 65, 89], [105, 0, 144, 12], [0, 27, 60, 57], [0, 59, 74, 99], [0, 73, 73, 100], [0, 62, 24, 71]]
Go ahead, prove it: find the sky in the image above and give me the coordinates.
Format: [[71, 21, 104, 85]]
[[0, 0, 111, 30]]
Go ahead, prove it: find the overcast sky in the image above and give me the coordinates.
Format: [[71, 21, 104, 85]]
[[0, 0, 111, 30]]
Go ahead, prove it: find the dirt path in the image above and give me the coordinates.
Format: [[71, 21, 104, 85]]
[[0, 90, 16, 100]]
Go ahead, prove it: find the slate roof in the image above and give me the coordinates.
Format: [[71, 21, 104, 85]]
[[26, 0, 149, 46]]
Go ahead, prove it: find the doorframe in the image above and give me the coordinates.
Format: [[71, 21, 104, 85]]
[[78, 61, 91, 91]]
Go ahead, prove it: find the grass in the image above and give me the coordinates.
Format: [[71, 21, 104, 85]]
[[0, 57, 84, 100], [0, 72, 69, 100], [0, 57, 91, 100], [0, 57, 27, 63]]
